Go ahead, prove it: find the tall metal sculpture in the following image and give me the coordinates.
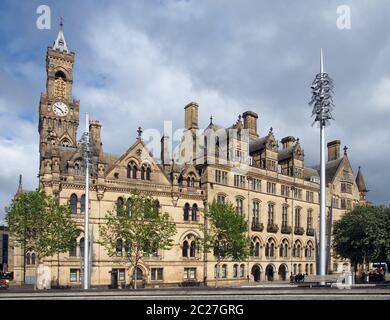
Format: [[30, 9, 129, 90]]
[[309, 49, 334, 278]]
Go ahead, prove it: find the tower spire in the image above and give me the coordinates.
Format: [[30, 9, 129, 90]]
[[320, 48, 324, 73], [53, 16, 68, 53]]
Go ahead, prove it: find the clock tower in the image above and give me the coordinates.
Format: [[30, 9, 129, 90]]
[[38, 21, 79, 159]]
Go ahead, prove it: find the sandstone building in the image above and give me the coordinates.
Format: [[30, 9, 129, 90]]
[[12, 26, 368, 287]]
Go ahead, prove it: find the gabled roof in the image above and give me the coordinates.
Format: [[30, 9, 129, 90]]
[[311, 157, 344, 184], [278, 146, 294, 162], [355, 166, 368, 192]]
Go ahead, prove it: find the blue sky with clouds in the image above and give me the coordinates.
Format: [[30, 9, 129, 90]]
[[1, 0, 389, 223]]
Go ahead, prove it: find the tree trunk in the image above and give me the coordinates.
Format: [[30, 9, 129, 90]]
[[57, 253, 60, 287]]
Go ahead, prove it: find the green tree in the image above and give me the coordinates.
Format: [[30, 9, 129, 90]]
[[332, 205, 387, 278], [99, 190, 177, 289], [5, 190, 79, 288], [199, 200, 249, 288]]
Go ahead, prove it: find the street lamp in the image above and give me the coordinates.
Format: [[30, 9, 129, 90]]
[[80, 113, 97, 289], [309, 49, 334, 279]]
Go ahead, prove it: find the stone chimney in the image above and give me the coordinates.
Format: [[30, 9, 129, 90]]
[[184, 102, 199, 130], [89, 120, 102, 155], [281, 136, 296, 149], [327, 140, 340, 161], [242, 111, 259, 138]]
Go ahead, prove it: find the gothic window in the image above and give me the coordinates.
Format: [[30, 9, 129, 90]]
[[141, 166, 146, 180], [146, 167, 151, 180], [69, 238, 77, 257], [282, 206, 288, 227], [307, 210, 313, 229], [125, 241, 131, 257], [217, 194, 226, 203], [265, 238, 275, 257], [279, 239, 289, 258], [80, 194, 86, 214], [221, 264, 227, 278], [116, 197, 124, 215], [80, 238, 85, 258], [31, 253, 36, 265], [240, 264, 245, 278], [183, 203, 190, 221], [305, 241, 313, 258], [190, 241, 196, 257], [233, 264, 238, 278], [236, 198, 244, 216], [61, 139, 71, 147], [116, 239, 123, 257], [26, 253, 31, 265], [252, 201, 260, 224], [182, 240, 188, 257], [268, 203, 275, 225], [191, 204, 198, 221], [295, 207, 301, 228], [127, 162, 136, 179], [74, 163, 80, 176], [293, 240, 302, 258], [70, 194, 77, 214]]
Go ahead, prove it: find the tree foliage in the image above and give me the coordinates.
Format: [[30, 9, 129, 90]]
[[6, 190, 79, 287], [333, 205, 390, 271], [98, 190, 177, 289], [199, 200, 249, 287]]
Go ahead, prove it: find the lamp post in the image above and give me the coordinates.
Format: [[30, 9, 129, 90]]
[[81, 113, 90, 290], [309, 49, 334, 279]]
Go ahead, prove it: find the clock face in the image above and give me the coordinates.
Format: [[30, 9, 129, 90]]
[[52, 102, 69, 116]]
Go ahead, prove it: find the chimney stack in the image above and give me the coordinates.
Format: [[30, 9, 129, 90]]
[[327, 140, 340, 161], [242, 111, 258, 139], [281, 136, 296, 149], [184, 102, 199, 130]]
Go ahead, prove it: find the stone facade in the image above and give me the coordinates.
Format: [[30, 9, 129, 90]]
[[11, 27, 368, 287]]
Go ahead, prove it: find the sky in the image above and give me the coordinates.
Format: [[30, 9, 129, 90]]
[[0, 0, 389, 223]]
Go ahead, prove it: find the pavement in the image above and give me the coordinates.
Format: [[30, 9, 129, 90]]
[[1, 284, 390, 300]]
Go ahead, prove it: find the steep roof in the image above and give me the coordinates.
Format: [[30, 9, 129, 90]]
[[311, 157, 344, 184], [278, 146, 294, 162], [355, 166, 368, 192]]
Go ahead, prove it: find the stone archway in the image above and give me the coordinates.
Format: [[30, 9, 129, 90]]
[[278, 264, 288, 281], [251, 264, 262, 282], [265, 264, 275, 281]]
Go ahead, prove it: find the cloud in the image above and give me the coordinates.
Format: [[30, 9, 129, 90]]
[[1, 0, 390, 223]]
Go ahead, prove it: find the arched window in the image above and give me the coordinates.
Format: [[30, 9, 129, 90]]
[[282, 206, 288, 227], [182, 240, 188, 257], [293, 240, 301, 258], [240, 264, 245, 278], [55, 70, 66, 80], [70, 194, 77, 214], [295, 207, 301, 228], [31, 253, 36, 265], [305, 241, 313, 258], [265, 238, 275, 257], [236, 198, 244, 216], [127, 163, 134, 179], [126, 198, 132, 216], [191, 204, 198, 221], [116, 197, 124, 215], [217, 194, 225, 203], [80, 194, 86, 214], [305, 264, 309, 275], [268, 203, 274, 225], [310, 264, 314, 275], [26, 253, 31, 265], [222, 264, 227, 278], [255, 242, 260, 257], [183, 203, 190, 221], [69, 238, 77, 257], [307, 210, 313, 229], [146, 167, 151, 180], [116, 239, 123, 257], [74, 163, 80, 176], [190, 241, 196, 257], [125, 241, 131, 257], [80, 238, 85, 258], [253, 201, 260, 224], [133, 267, 143, 280], [279, 239, 289, 258], [141, 166, 146, 180], [214, 264, 218, 278], [233, 264, 238, 278]]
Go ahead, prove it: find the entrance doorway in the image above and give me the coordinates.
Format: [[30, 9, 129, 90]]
[[278, 264, 287, 281], [265, 264, 274, 281], [251, 265, 261, 282]]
